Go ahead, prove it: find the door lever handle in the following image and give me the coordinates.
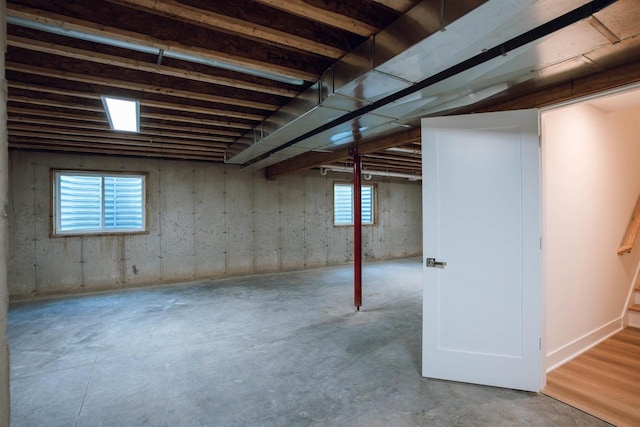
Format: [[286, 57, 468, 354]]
[[426, 258, 447, 268]]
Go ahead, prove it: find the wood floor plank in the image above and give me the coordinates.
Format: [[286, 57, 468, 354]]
[[543, 327, 640, 427]]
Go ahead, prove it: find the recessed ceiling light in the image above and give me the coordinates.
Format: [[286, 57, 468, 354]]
[[102, 96, 140, 133]]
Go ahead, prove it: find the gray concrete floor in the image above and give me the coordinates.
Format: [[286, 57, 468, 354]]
[[8, 258, 608, 427]]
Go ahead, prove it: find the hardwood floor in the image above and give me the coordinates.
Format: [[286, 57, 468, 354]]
[[543, 327, 640, 427]]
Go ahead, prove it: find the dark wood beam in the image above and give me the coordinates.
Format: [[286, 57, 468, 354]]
[[8, 82, 265, 122], [9, 140, 224, 162], [265, 127, 421, 179], [471, 59, 640, 113], [254, 0, 387, 36], [7, 2, 323, 81], [6, 62, 278, 111], [105, 0, 345, 59], [7, 35, 299, 97], [370, 0, 417, 12], [8, 132, 227, 153], [9, 125, 234, 146]]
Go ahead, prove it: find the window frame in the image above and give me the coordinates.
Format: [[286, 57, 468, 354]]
[[50, 169, 149, 237], [332, 181, 377, 227]]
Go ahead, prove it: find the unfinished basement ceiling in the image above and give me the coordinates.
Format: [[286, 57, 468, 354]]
[[6, 0, 640, 179]]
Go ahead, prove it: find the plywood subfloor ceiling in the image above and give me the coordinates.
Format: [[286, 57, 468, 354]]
[[6, 0, 640, 178], [6, 0, 426, 174]]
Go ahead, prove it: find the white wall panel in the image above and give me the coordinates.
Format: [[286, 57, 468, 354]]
[[543, 103, 640, 369]]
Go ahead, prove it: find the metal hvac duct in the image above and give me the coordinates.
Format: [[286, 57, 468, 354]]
[[225, 0, 619, 170]]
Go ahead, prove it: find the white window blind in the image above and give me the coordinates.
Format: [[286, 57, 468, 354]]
[[333, 183, 375, 226], [54, 171, 146, 235], [104, 176, 144, 229]]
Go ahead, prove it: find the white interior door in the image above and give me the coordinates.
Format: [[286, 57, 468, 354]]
[[421, 110, 542, 392]]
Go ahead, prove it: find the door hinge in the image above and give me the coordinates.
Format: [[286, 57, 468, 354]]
[[539, 338, 542, 350]]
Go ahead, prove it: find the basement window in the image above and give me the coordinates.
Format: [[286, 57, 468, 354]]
[[333, 183, 375, 226], [52, 170, 147, 236], [102, 96, 140, 132]]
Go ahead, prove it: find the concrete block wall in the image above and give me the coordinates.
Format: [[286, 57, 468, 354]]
[[7, 150, 422, 299]]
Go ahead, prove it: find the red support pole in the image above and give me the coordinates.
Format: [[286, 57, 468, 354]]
[[352, 147, 362, 310]]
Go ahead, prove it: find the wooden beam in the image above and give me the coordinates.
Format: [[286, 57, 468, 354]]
[[370, 0, 417, 13], [9, 95, 103, 113], [10, 140, 224, 162], [473, 60, 640, 113], [6, 3, 318, 82], [9, 82, 264, 123], [8, 125, 234, 146], [362, 154, 422, 166], [8, 116, 109, 132], [140, 122, 242, 137], [254, 0, 379, 36], [7, 35, 299, 97], [8, 116, 243, 140], [106, 0, 345, 59], [8, 131, 228, 153], [7, 105, 252, 130], [141, 112, 252, 130], [6, 62, 278, 111], [265, 127, 421, 179], [9, 92, 264, 122], [7, 106, 106, 123], [140, 99, 263, 121]]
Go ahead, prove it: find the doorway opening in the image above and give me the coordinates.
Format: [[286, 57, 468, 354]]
[[541, 84, 640, 425]]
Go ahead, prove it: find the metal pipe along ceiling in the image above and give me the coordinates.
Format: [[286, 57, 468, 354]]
[[320, 166, 422, 181]]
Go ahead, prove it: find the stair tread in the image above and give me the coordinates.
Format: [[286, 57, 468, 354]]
[[630, 304, 640, 312]]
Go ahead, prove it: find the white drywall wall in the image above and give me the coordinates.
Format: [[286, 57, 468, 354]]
[[7, 151, 422, 299], [543, 102, 640, 370]]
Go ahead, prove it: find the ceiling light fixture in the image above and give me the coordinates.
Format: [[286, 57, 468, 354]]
[[101, 96, 140, 132]]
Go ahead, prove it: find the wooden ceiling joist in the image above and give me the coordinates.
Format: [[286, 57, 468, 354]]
[[7, 106, 106, 123], [6, 0, 638, 170], [105, 0, 346, 59], [370, 0, 418, 13], [9, 125, 234, 146], [140, 122, 242, 138], [8, 82, 265, 123], [10, 141, 224, 162], [6, 62, 279, 111], [8, 132, 227, 154], [6, 3, 320, 82], [9, 96, 103, 113], [7, 35, 299, 97], [265, 127, 421, 179], [253, 0, 382, 36], [8, 104, 252, 131], [140, 112, 253, 130], [8, 117, 241, 144]]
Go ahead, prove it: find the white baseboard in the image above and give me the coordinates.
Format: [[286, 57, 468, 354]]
[[546, 317, 623, 372]]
